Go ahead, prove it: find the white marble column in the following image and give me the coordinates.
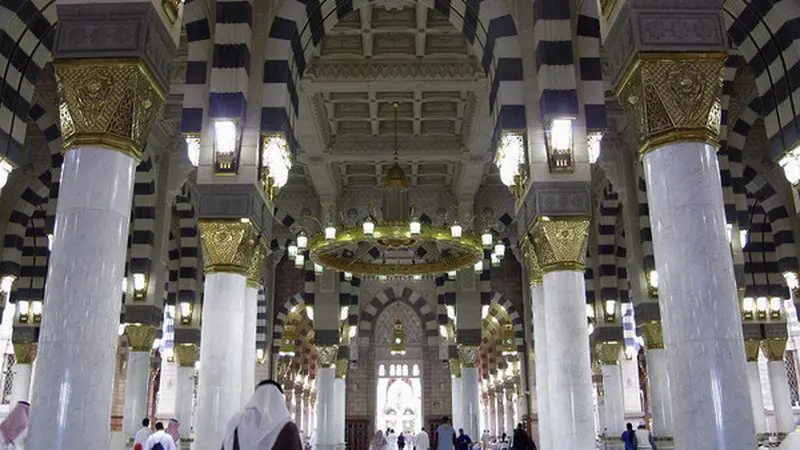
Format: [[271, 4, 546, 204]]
[[531, 282, 549, 450], [315, 367, 337, 450], [28, 147, 135, 450], [601, 363, 625, 435], [489, 391, 499, 436], [495, 390, 505, 437], [9, 363, 31, 405], [241, 285, 258, 404], [504, 388, 515, 437], [645, 347, 674, 437], [643, 142, 756, 450], [296, 388, 305, 432], [746, 360, 767, 435], [542, 270, 595, 450], [461, 363, 481, 440], [334, 377, 346, 446], [194, 272, 246, 450], [763, 339, 793, 435], [123, 351, 152, 436], [451, 376, 463, 430], [175, 344, 199, 444]]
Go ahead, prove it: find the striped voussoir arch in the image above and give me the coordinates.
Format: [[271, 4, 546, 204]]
[[272, 292, 305, 353], [616, 227, 629, 302], [206, 0, 252, 126], [129, 155, 157, 276], [167, 231, 179, 305], [743, 192, 790, 298], [174, 185, 202, 315], [10, 202, 49, 304], [0, 0, 57, 161], [718, 55, 745, 224], [726, 98, 763, 228], [584, 249, 595, 307], [256, 286, 267, 353], [264, 0, 525, 147], [723, 0, 800, 159], [575, 0, 606, 134], [533, 0, 578, 120], [635, 163, 655, 275], [486, 291, 524, 353], [741, 165, 798, 274], [180, 0, 213, 135], [597, 184, 620, 303], [359, 287, 438, 347]]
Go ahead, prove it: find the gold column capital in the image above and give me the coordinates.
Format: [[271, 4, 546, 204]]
[[125, 324, 158, 352], [521, 235, 543, 285], [458, 345, 479, 368], [54, 59, 166, 161], [595, 341, 623, 365], [640, 321, 665, 350], [761, 338, 787, 362], [530, 218, 590, 273], [175, 343, 200, 367], [199, 220, 260, 275], [614, 52, 727, 158], [316, 345, 339, 368], [449, 358, 462, 378], [12, 342, 37, 365], [335, 358, 348, 379], [744, 339, 761, 362], [246, 242, 266, 288]]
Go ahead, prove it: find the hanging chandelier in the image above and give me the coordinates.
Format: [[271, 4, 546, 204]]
[[287, 103, 506, 277]]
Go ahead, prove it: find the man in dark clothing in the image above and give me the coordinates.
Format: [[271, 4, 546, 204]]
[[512, 423, 535, 450], [621, 422, 638, 450], [455, 429, 471, 450]]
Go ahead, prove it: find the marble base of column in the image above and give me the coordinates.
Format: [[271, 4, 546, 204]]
[[542, 270, 595, 450], [746, 361, 766, 435], [9, 363, 31, 405], [316, 367, 336, 447], [767, 360, 794, 435], [602, 363, 625, 436], [462, 367, 481, 440], [28, 147, 135, 450], [451, 376, 463, 430], [531, 283, 549, 450], [194, 272, 246, 450], [643, 142, 756, 450], [241, 286, 258, 405], [123, 351, 152, 436], [646, 348, 673, 437]]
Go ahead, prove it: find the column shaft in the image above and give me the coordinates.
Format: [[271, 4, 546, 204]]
[[543, 270, 595, 450], [531, 283, 549, 450], [451, 376, 463, 430], [746, 362, 766, 435], [176, 366, 196, 440], [646, 348, 673, 437], [643, 142, 755, 449], [316, 367, 336, 450], [462, 367, 481, 440], [123, 351, 152, 436], [241, 286, 258, 404], [9, 363, 31, 405], [496, 391, 505, 437], [334, 377, 346, 446], [504, 391, 515, 437], [194, 272, 246, 449], [602, 363, 625, 435], [767, 360, 794, 434], [29, 147, 135, 450]]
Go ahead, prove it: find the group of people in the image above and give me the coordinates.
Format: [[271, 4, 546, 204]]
[[369, 418, 535, 450], [621, 422, 657, 450], [133, 418, 181, 450]]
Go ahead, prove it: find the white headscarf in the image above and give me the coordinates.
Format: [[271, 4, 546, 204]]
[[223, 382, 292, 450]]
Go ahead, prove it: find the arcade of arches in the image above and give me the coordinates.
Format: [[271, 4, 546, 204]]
[[4, 0, 800, 450]]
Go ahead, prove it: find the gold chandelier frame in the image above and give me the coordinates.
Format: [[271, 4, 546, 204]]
[[309, 223, 484, 276]]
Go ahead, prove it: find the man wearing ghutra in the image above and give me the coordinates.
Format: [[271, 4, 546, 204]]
[[221, 380, 303, 450]]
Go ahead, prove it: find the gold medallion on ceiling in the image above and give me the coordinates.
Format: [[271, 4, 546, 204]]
[[530, 218, 590, 273], [614, 52, 726, 158], [458, 344, 479, 368], [199, 220, 260, 275], [761, 337, 787, 362], [595, 341, 623, 365], [744, 339, 761, 362], [12, 342, 37, 365], [175, 343, 200, 367], [125, 324, 158, 352], [316, 345, 340, 368], [521, 235, 542, 285], [54, 59, 166, 161], [639, 321, 665, 350]]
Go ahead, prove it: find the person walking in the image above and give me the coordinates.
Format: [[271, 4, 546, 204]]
[[621, 423, 637, 450]]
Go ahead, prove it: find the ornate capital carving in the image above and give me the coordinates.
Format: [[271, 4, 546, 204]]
[[615, 53, 726, 157], [521, 235, 542, 285], [744, 339, 761, 362], [316, 345, 340, 368], [246, 242, 266, 287], [175, 343, 200, 367], [335, 358, 349, 379], [458, 345, 479, 368], [12, 342, 37, 364], [530, 218, 590, 273], [125, 323, 158, 352], [55, 59, 166, 161], [639, 321, 664, 350], [449, 358, 462, 378], [761, 338, 787, 362], [199, 220, 260, 274], [595, 341, 623, 365]]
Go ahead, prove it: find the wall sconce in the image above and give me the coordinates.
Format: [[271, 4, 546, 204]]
[[481, 304, 489, 320], [491, 253, 501, 268], [256, 348, 266, 364], [769, 297, 782, 319], [494, 130, 527, 199], [450, 222, 462, 239], [305, 306, 314, 321], [314, 263, 324, 274], [545, 118, 574, 173], [481, 232, 493, 248], [784, 272, 799, 292], [756, 296, 768, 319], [296, 232, 308, 250], [448, 270, 457, 280], [213, 119, 241, 175], [0, 275, 15, 295], [588, 319, 595, 335], [340, 306, 349, 321], [294, 253, 305, 269], [287, 244, 298, 261], [179, 301, 192, 325], [31, 301, 42, 323], [363, 216, 376, 236], [0, 158, 12, 191], [586, 303, 595, 319], [348, 326, 357, 338], [740, 229, 749, 247], [261, 133, 292, 201], [473, 260, 484, 273], [604, 300, 616, 322], [779, 146, 800, 185], [646, 270, 659, 297], [726, 223, 733, 243], [587, 132, 603, 164], [17, 300, 29, 323], [494, 243, 506, 259], [132, 273, 147, 300], [343, 271, 353, 281], [742, 296, 755, 320], [185, 134, 200, 167]]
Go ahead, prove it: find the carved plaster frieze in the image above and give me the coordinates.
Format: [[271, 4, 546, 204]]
[[306, 61, 484, 81]]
